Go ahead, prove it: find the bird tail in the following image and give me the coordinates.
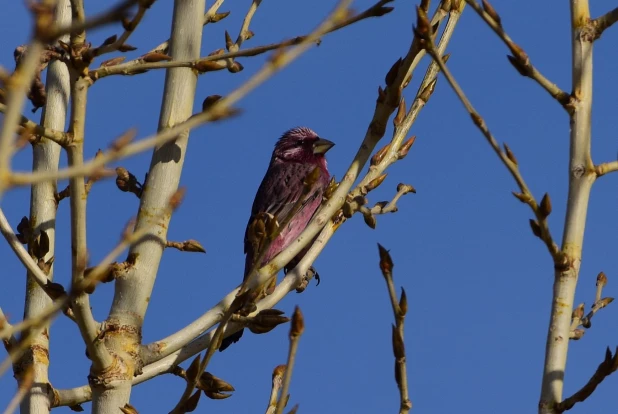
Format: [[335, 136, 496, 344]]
[[219, 329, 244, 352]]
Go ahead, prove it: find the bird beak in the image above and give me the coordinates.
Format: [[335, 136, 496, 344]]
[[313, 138, 335, 154]]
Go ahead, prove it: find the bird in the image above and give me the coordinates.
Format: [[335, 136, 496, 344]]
[[219, 127, 334, 351]]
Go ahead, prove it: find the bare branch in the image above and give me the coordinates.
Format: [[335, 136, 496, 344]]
[[165, 239, 206, 253], [66, 12, 114, 368], [350, 0, 460, 201], [91, 1, 392, 80], [378, 244, 412, 413], [274, 306, 304, 414], [595, 160, 618, 177], [464, 0, 570, 105], [3, 366, 34, 414], [133, 0, 227, 60], [266, 365, 286, 414], [91, 0, 152, 57], [0, 42, 44, 195], [10, 2, 395, 190], [416, 8, 563, 265], [591, 6, 618, 40], [556, 347, 618, 412], [539, 0, 596, 410], [0, 307, 18, 350], [50, 0, 139, 41], [0, 208, 54, 300], [0, 102, 72, 147]]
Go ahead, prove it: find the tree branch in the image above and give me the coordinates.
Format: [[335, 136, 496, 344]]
[[417, 7, 563, 265], [0, 209, 54, 300], [595, 160, 618, 177], [349, 0, 460, 201], [15, 4, 71, 413], [266, 365, 286, 414], [464, 0, 570, 105], [91, 0, 151, 57], [274, 307, 304, 414], [591, 6, 618, 40], [0, 103, 72, 147], [539, 0, 596, 411], [556, 347, 618, 412], [377, 244, 412, 413], [90, 1, 391, 80], [66, 11, 113, 369], [0, 41, 44, 196]]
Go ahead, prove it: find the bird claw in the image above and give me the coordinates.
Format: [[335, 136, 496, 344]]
[[295, 266, 320, 293]]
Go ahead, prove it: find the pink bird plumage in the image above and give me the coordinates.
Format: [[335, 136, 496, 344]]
[[220, 127, 334, 351]]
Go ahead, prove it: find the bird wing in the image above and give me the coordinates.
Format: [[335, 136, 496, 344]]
[[243, 161, 322, 275]]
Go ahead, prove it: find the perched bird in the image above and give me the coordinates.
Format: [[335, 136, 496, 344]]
[[220, 127, 334, 351]]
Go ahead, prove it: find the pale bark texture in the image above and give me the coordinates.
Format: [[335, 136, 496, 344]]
[[16, 2, 71, 413], [538, 1, 595, 412], [91, 0, 206, 412]]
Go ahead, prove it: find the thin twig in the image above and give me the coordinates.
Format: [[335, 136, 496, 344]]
[[0, 208, 53, 299], [266, 365, 286, 414], [0, 201, 177, 351], [274, 307, 304, 414], [92, 1, 150, 57], [464, 0, 570, 105], [0, 102, 72, 147], [50, 0, 138, 41], [132, 0, 227, 60], [169, 300, 242, 413], [91, 2, 389, 80], [66, 38, 113, 369], [591, 6, 618, 40], [165, 239, 206, 253], [0, 42, 44, 196], [377, 244, 411, 413], [417, 7, 563, 265], [3, 367, 34, 414], [0, 307, 18, 350], [556, 347, 618, 412], [11, 2, 390, 188], [350, 0, 460, 200]]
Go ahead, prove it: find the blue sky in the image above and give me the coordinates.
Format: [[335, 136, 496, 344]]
[[2, 0, 618, 413]]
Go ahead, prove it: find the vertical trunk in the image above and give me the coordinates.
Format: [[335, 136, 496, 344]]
[[538, 1, 594, 412], [17, 1, 71, 413], [91, 0, 206, 412]]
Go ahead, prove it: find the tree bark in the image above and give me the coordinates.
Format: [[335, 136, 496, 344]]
[[91, 0, 206, 412], [17, 1, 71, 413], [539, 1, 595, 412]]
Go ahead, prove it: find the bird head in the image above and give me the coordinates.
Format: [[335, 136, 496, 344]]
[[273, 127, 335, 163]]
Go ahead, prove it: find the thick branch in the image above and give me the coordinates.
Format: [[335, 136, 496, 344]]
[[17, 3, 71, 414], [539, 1, 596, 412], [93, 0, 207, 411]]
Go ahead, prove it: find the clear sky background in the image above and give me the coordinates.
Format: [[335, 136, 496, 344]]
[[1, 0, 618, 413]]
